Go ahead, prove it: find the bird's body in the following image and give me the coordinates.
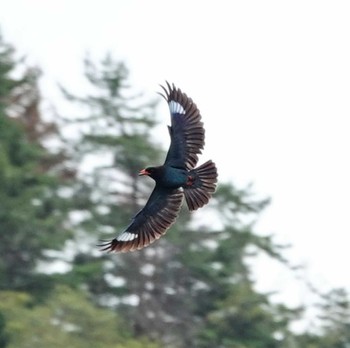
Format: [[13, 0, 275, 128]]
[[100, 82, 218, 252], [142, 165, 188, 189]]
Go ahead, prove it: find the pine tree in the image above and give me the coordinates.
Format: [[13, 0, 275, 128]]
[[0, 31, 73, 297], [293, 288, 350, 347], [315, 288, 350, 347]]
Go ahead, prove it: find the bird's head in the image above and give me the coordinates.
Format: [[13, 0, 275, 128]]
[[139, 167, 161, 180], [139, 166, 157, 178]]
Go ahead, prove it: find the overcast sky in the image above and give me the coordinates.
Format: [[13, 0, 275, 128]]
[[1, 0, 350, 318]]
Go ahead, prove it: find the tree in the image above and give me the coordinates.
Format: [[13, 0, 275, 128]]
[[319, 288, 350, 344], [60, 54, 301, 347], [0, 286, 160, 348], [0, 31, 73, 297], [290, 288, 350, 347]]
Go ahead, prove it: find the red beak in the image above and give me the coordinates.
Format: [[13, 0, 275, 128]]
[[138, 168, 149, 176]]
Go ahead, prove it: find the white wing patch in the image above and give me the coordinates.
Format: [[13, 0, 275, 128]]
[[169, 100, 185, 115], [117, 231, 138, 242]]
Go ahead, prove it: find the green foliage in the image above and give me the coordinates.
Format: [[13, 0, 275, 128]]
[[0, 311, 8, 348], [197, 280, 300, 348], [0, 31, 72, 297], [0, 32, 19, 110], [318, 288, 350, 341], [295, 288, 350, 347], [0, 286, 159, 348]]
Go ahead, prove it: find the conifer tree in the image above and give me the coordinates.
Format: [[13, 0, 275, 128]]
[[0, 32, 73, 297]]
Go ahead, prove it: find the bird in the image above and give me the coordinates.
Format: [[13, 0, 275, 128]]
[[99, 82, 218, 252]]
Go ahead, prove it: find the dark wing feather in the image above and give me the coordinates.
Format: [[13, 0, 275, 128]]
[[160, 82, 205, 170], [99, 186, 183, 252]]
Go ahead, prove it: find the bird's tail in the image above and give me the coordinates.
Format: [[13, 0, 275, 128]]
[[184, 160, 218, 211]]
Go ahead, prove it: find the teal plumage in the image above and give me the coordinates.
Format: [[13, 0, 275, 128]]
[[100, 83, 218, 252]]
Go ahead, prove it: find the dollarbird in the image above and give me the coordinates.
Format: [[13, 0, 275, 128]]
[[100, 82, 218, 252]]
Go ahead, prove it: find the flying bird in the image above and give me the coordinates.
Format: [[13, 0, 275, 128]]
[[100, 82, 218, 252]]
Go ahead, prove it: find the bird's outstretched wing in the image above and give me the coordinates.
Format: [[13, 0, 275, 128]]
[[99, 186, 183, 252], [160, 82, 205, 170]]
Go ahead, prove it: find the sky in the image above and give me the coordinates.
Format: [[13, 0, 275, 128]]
[[1, 0, 350, 321]]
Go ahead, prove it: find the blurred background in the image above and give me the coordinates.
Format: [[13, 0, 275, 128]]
[[0, 1, 350, 347]]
